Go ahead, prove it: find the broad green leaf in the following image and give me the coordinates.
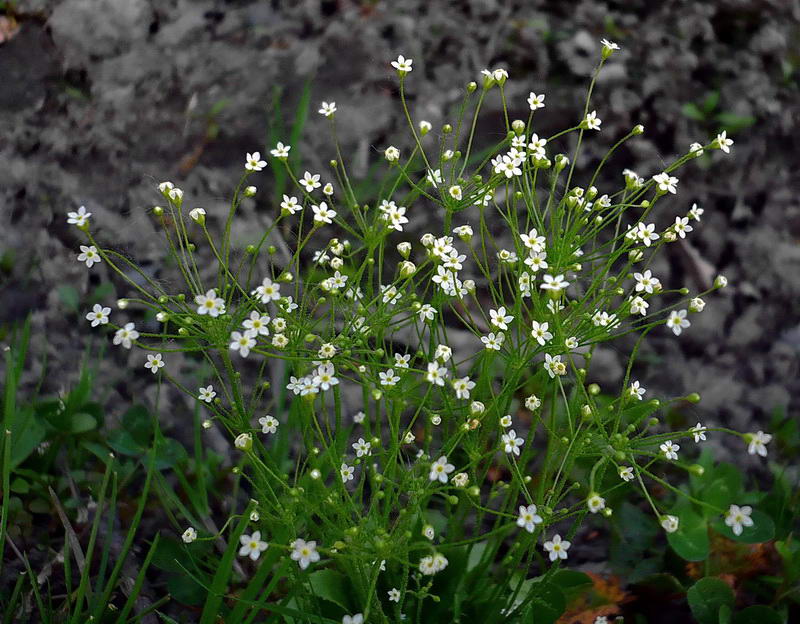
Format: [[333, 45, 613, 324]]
[[122, 405, 154, 446], [687, 577, 734, 624], [518, 579, 566, 624], [732, 605, 782, 624], [712, 509, 775, 544], [667, 508, 709, 561], [70, 412, 97, 433], [10, 407, 46, 468], [307, 568, 351, 611], [682, 102, 706, 121]]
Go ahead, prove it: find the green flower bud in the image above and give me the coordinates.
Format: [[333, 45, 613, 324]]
[[442, 124, 452, 134], [467, 81, 477, 92]]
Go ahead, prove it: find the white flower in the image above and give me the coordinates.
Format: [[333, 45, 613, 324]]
[[543, 353, 566, 378], [499, 414, 513, 428], [452, 376, 475, 400], [144, 353, 165, 374], [195, 289, 226, 317], [689, 297, 706, 313], [540, 274, 569, 292], [543, 534, 570, 561], [481, 332, 505, 351], [584, 110, 602, 131], [714, 130, 734, 154], [384, 146, 400, 162], [67, 206, 91, 227], [77, 245, 101, 268], [313, 363, 339, 390], [280, 196, 301, 217], [502, 429, 524, 456], [300, 171, 322, 192], [182, 527, 197, 543], [86, 304, 110, 327], [239, 531, 269, 561], [601, 38, 620, 54], [352, 411, 365, 424], [629, 380, 646, 400], [245, 152, 267, 172], [666, 309, 690, 336], [673, 216, 693, 238], [689, 203, 704, 221], [230, 331, 256, 357], [340, 463, 355, 483], [426, 169, 442, 187], [747, 431, 772, 457], [318, 101, 337, 118], [525, 395, 541, 410], [587, 493, 606, 514], [418, 304, 436, 322], [188, 208, 206, 224], [429, 455, 455, 483], [725, 504, 754, 536], [352, 437, 371, 457], [448, 185, 462, 200], [690, 423, 707, 443], [243, 311, 271, 336], [252, 277, 280, 303], [636, 222, 660, 246], [690, 142, 704, 156], [388, 588, 401, 603], [530, 321, 552, 346], [517, 504, 543, 533], [394, 353, 411, 369], [419, 553, 448, 575], [234, 432, 252, 450], [652, 172, 679, 194], [270, 142, 291, 159], [113, 323, 139, 349], [259, 415, 278, 434], [426, 362, 447, 386], [312, 202, 336, 225], [198, 385, 216, 403], [342, 615, 363, 624], [527, 92, 545, 111], [565, 336, 578, 350], [419, 120, 432, 134], [634, 270, 660, 294], [490, 306, 514, 330], [660, 440, 680, 461], [661, 515, 680, 533], [629, 296, 649, 316], [290, 538, 320, 570], [619, 466, 634, 482], [391, 54, 413, 73]]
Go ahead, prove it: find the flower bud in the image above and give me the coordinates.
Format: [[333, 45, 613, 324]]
[[633, 124, 644, 135], [689, 297, 705, 313], [153, 206, 164, 216], [234, 433, 252, 451], [243, 185, 257, 197], [442, 124, 452, 134], [399, 261, 416, 277], [714, 275, 728, 289], [189, 207, 206, 224], [511, 119, 526, 134], [419, 120, 432, 135], [467, 81, 477, 93]]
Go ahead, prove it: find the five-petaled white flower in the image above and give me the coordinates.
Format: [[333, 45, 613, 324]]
[[379, 368, 400, 386], [77, 245, 101, 268], [391, 55, 413, 73], [601, 38, 620, 54], [652, 172, 679, 194], [634, 270, 660, 294], [67, 206, 91, 227], [253, 277, 280, 303], [587, 493, 606, 513], [318, 101, 337, 118], [230, 331, 256, 357], [660, 440, 680, 461], [502, 429, 524, 456], [388, 588, 401, 603], [482, 332, 505, 351], [666, 309, 690, 336], [490, 306, 514, 330], [543, 534, 570, 561], [259, 415, 278, 434], [312, 202, 336, 225], [530, 321, 552, 346], [86, 304, 110, 327], [426, 362, 448, 386], [182, 527, 197, 543], [673, 216, 693, 238], [352, 437, 371, 457], [517, 504, 543, 533], [113, 323, 139, 349], [540, 274, 569, 292], [239, 531, 269, 561], [715, 130, 733, 154], [690, 423, 707, 443], [747, 431, 772, 457], [270, 142, 291, 159], [452, 376, 475, 400], [527, 92, 545, 111], [661, 515, 679, 533], [281, 195, 301, 215], [584, 110, 602, 131], [195, 289, 226, 317], [725, 504, 754, 536], [243, 311, 271, 336], [340, 463, 355, 482], [198, 385, 216, 403], [629, 380, 646, 400], [619, 466, 634, 482], [245, 152, 267, 172], [429, 455, 455, 483], [290, 538, 320, 570], [144, 353, 165, 374], [300, 171, 322, 192], [544, 353, 566, 378]]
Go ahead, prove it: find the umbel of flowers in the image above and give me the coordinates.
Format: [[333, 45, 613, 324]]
[[72, 40, 766, 621]]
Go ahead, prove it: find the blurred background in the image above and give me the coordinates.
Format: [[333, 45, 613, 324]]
[[1, 0, 798, 450]]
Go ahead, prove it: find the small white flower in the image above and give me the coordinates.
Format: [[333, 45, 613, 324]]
[[517, 504, 543, 533], [747, 431, 772, 457], [490, 306, 514, 330], [540, 274, 569, 292], [245, 152, 267, 172], [195, 289, 226, 318], [198, 385, 216, 403], [725, 504, 754, 536], [318, 101, 337, 118], [525, 395, 541, 411], [673, 216, 693, 238], [429, 455, 455, 483], [388, 588, 401, 603], [527, 92, 545, 111], [239, 531, 269, 561], [660, 440, 680, 461], [312, 201, 336, 225], [666, 309, 690, 336], [689, 297, 706, 313], [481, 332, 505, 351], [290, 538, 320, 570], [587, 493, 606, 514], [425, 362, 447, 386], [77, 245, 101, 268], [448, 185, 462, 200], [584, 110, 602, 131], [270, 142, 291, 159], [144, 353, 165, 374], [652, 172, 679, 194], [230, 331, 256, 357], [182, 527, 197, 543], [530, 321, 552, 346], [243, 311, 271, 336], [391, 54, 413, 73], [714, 130, 734, 154], [452, 376, 475, 400], [113, 323, 139, 349], [352, 437, 371, 457], [67, 206, 91, 227], [543, 534, 570, 561], [502, 429, 524, 456], [689, 203, 704, 221], [384, 146, 400, 162], [300, 171, 322, 193], [690, 422, 707, 443], [601, 38, 620, 54], [543, 353, 566, 378], [259, 415, 278, 434], [85, 304, 110, 327], [661, 515, 680, 533], [629, 380, 646, 400], [619, 466, 634, 482], [342, 614, 363, 624], [340, 463, 355, 483]]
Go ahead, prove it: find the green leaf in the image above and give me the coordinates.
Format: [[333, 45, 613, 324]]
[[518, 579, 566, 624], [682, 102, 706, 121], [732, 605, 782, 624], [70, 412, 97, 433], [712, 509, 775, 544], [667, 508, 709, 561], [57, 285, 80, 312], [715, 113, 756, 133], [307, 569, 351, 611], [10, 477, 29, 493], [631, 573, 685, 596], [687, 577, 734, 624], [122, 405, 154, 447], [9, 408, 46, 469], [701, 91, 720, 114], [154, 438, 188, 470]]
